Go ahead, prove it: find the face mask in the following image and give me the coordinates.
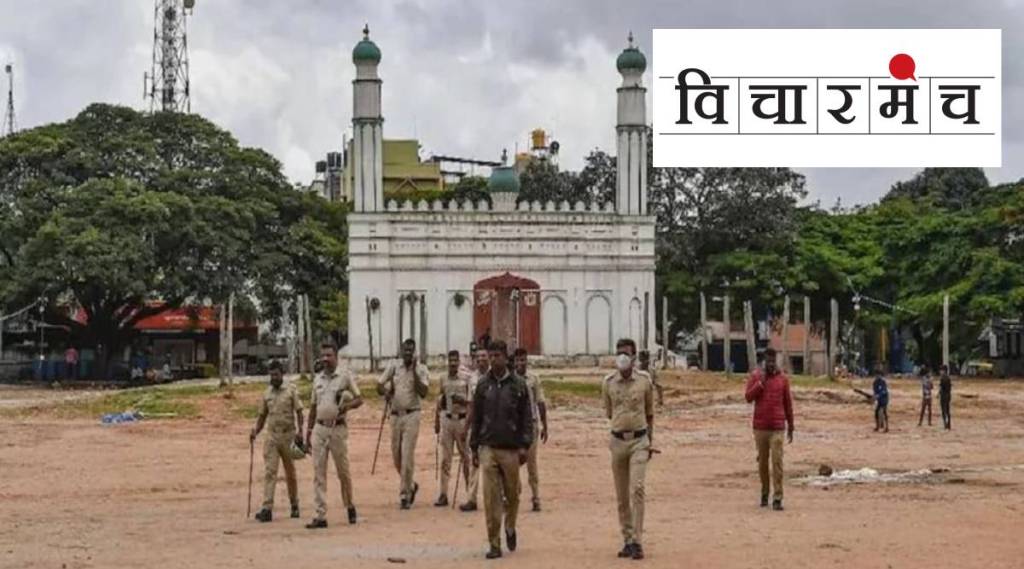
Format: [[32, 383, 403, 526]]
[[616, 354, 633, 371]]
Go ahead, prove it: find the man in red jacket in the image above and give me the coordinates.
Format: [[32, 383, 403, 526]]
[[744, 348, 794, 511]]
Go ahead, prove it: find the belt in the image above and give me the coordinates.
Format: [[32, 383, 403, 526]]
[[316, 418, 346, 428], [391, 408, 420, 417], [611, 429, 647, 441], [445, 413, 468, 420]]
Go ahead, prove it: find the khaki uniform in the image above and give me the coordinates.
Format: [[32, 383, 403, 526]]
[[524, 371, 546, 503], [602, 369, 654, 547], [438, 369, 475, 498], [645, 366, 664, 406], [463, 368, 484, 505], [378, 360, 430, 500], [311, 368, 361, 520], [260, 383, 302, 511]]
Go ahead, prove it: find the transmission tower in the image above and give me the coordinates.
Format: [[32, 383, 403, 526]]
[[144, 0, 195, 113], [3, 63, 15, 137]]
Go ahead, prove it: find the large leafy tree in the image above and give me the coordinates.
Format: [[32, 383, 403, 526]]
[[0, 104, 347, 376]]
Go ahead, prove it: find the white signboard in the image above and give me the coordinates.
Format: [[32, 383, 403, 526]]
[[652, 29, 1002, 167]]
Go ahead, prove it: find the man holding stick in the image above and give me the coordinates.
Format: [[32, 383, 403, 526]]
[[377, 338, 430, 510], [305, 344, 363, 529], [434, 350, 474, 507]]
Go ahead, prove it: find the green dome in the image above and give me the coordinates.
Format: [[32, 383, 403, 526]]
[[353, 39, 381, 64], [488, 166, 520, 193], [353, 26, 381, 64], [616, 46, 646, 73]]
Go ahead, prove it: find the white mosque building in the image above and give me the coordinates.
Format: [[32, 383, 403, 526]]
[[344, 27, 656, 366]]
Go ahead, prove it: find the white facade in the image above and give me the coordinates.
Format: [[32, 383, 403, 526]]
[[344, 31, 656, 363]]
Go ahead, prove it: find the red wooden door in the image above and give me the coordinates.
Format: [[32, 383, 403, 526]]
[[473, 273, 541, 354]]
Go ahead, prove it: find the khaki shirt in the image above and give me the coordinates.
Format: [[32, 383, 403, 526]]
[[312, 368, 361, 422], [524, 371, 545, 422], [602, 369, 654, 432], [441, 369, 475, 415], [262, 384, 302, 433], [378, 360, 430, 412]]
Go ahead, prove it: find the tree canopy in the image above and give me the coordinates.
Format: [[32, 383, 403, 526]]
[[0, 104, 347, 374]]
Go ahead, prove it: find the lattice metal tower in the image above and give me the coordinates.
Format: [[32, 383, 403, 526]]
[[144, 0, 194, 113], [3, 63, 15, 137]]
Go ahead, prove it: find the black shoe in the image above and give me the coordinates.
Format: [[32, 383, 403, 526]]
[[305, 518, 327, 529], [348, 507, 357, 525], [486, 547, 503, 560], [505, 530, 517, 552], [459, 502, 478, 512], [531, 499, 541, 512], [400, 498, 410, 510], [435, 495, 449, 507], [290, 504, 300, 519], [772, 499, 784, 511], [631, 544, 645, 560], [760, 495, 769, 508], [254, 508, 272, 522], [618, 543, 634, 558], [409, 482, 420, 506]]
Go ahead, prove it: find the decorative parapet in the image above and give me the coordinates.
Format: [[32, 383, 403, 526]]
[[378, 198, 621, 215]]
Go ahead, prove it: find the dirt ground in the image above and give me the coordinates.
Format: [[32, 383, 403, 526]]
[[1, 370, 1023, 569]]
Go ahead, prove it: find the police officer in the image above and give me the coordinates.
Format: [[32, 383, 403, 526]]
[[459, 347, 490, 512], [603, 338, 655, 560], [305, 344, 363, 529], [434, 350, 474, 506], [377, 338, 430, 509], [512, 347, 548, 512], [250, 362, 304, 522]]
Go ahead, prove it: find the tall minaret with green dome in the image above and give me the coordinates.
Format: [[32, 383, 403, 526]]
[[615, 32, 647, 216], [352, 25, 384, 212]]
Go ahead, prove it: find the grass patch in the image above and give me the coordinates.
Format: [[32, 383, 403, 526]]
[[54, 388, 201, 419], [542, 380, 603, 398]]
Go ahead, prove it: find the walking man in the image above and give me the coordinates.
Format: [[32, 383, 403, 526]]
[[918, 366, 933, 427], [638, 350, 664, 407], [470, 340, 533, 559], [306, 344, 363, 529], [939, 364, 952, 430], [460, 347, 490, 512], [872, 365, 889, 433], [377, 338, 430, 509], [603, 338, 655, 560], [512, 347, 548, 512], [250, 362, 304, 522], [744, 347, 794, 511], [434, 350, 474, 507]]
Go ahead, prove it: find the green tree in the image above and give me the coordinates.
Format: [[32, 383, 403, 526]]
[[0, 104, 347, 377]]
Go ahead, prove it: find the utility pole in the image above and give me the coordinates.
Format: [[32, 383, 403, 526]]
[[781, 295, 790, 373], [3, 63, 15, 137], [942, 294, 950, 369], [145, 0, 195, 113], [744, 301, 756, 372], [723, 295, 731, 379], [803, 296, 811, 375], [699, 293, 708, 371]]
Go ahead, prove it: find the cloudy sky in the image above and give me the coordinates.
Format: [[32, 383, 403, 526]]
[[1, 0, 1021, 205]]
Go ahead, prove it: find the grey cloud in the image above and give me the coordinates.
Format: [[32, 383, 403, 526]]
[[1, 0, 1020, 205]]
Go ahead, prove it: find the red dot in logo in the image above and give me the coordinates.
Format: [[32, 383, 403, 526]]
[[889, 53, 916, 81]]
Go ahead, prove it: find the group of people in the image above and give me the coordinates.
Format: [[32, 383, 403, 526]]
[[871, 364, 954, 433], [249, 340, 794, 560]]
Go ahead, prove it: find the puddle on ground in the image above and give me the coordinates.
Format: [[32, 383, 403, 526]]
[[795, 464, 1024, 486]]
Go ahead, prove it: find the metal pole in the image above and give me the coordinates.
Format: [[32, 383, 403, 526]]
[[803, 296, 811, 375], [829, 298, 839, 380], [723, 295, 731, 379], [643, 292, 650, 351], [366, 296, 376, 372], [228, 292, 235, 384], [943, 294, 950, 369], [397, 293, 406, 357], [781, 295, 790, 373], [660, 296, 668, 369], [700, 292, 708, 371], [419, 293, 427, 364], [744, 301, 756, 372]]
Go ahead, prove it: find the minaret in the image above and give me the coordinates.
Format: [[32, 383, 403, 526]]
[[615, 32, 648, 216], [352, 25, 384, 212]]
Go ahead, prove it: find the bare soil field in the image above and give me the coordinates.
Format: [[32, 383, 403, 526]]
[[1, 371, 1023, 569]]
